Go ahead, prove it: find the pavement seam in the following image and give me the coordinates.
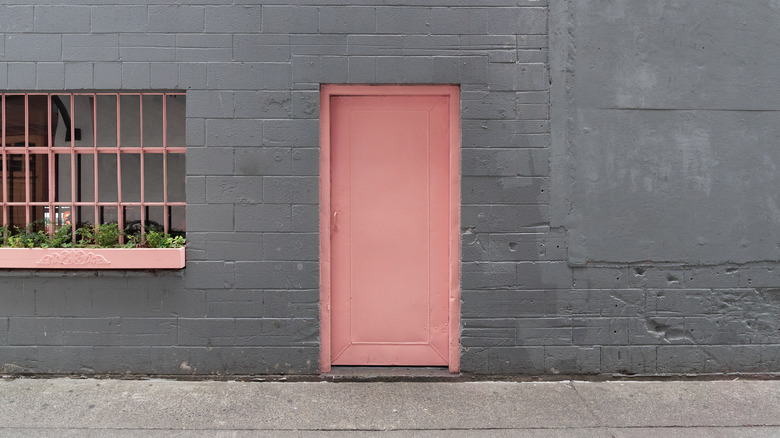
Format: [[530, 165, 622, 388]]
[[3, 426, 780, 431], [0, 426, 614, 431], [608, 425, 780, 429], [569, 380, 615, 438]]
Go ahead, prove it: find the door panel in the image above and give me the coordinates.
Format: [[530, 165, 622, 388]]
[[327, 90, 455, 367]]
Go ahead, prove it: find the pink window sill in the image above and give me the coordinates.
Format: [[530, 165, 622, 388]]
[[0, 247, 185, 270]]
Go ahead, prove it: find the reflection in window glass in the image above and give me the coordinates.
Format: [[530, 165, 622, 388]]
[[167, 153, 186, 203], [144, 153, 164, 203], [120, 153, 141, 203], [96, 94, 118, 149], [143, 94, 164, 148], [0, 92, 186, 236], [120, 94, 141, 148], [166, 94, 186, 148]]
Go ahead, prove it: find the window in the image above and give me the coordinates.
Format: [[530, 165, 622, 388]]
[[0, 93, 185, 244]]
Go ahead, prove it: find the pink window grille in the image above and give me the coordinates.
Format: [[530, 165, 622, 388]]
[[0, 92, 186, 240]]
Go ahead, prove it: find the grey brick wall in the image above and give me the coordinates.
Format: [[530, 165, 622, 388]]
[[1, 1, 778, 377]]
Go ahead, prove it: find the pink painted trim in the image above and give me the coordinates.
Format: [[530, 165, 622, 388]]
[[448, 86, 461, 373], [12, 147, 184, 154], [319, 85, 333, 373], [47, 95, 55, 234], [92, 94, 99, 230], [1, 94, 6, 227], [319, 84, 461, 373], [24, 94, 30, 225], [140, 95, 146, 235], [116, 94, 124, 236], [1, 92, 185, 240], [0, 247, 185, 269], [69, 94, 76, 235], [163, 94, 169, 234]]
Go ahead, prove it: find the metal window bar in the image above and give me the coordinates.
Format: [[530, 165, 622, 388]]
[[0, 92, 186, 242], [115, 94, 122, 240], [47, 95, 55, 235], [70, 95, 76, 238], [1, 94, 5, 228], [24, 94, 30, 226]]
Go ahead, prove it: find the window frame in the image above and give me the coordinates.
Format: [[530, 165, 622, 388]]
[[0, 92, 186, 270]]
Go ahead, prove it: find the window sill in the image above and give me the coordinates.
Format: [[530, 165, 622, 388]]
[[0, 247, 185, 270]]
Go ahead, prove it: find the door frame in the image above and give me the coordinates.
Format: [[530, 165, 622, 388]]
[[319, 84, 461, 373]]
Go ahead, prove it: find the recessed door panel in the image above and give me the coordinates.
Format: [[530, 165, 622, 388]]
[[324, 86, 458, 368]]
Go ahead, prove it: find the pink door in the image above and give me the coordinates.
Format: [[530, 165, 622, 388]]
[[320, 85, 460, 372]]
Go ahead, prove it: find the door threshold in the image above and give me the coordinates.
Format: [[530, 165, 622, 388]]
[[323, 366, 461, 382]]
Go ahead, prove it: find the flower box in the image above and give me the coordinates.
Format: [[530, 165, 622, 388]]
[[0, 247, 185, 269]]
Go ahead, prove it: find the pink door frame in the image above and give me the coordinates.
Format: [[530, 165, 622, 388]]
[[319, 84, 461, 373]]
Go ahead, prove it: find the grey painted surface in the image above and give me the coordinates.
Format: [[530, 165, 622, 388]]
[[1, 1, 779, 376], [538, 0, 780, 375], [558, 0, 780, 265]]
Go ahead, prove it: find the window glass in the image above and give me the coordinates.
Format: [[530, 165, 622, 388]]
[[0, 92, 186, 238]]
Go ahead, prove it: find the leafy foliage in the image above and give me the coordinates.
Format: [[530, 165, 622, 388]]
[[0, 221, 185, 249], [142, 230, 186, 248]]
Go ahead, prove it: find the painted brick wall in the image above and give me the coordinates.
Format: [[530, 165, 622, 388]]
[[0, 1, 552, 375], [2, 1, 779, 376]]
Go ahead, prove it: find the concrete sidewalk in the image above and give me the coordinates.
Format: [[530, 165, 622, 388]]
[[1, 377, 779, 437]]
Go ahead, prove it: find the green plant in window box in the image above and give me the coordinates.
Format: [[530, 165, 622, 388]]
[[141, 230, 186, 248], [0, 221, 185, 249], [47, 224, 73, 248], [122, 220, 186, 248], [0, 221, 53, 248]]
